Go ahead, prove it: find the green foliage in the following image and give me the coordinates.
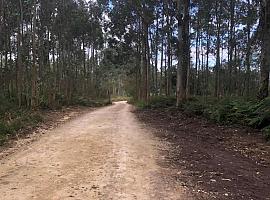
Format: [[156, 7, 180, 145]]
[[128, 99, 148, 109], [0, 122, 12, 145], [71, 96, 111, 107], [262, 126, 270, 141], [0, 95, 45, 145], [111, 96, 131, 102], [134, 96, 270, 140], [247, 98, 270, 128], [198, 98, 253, 124], [147, 96, 177, 109], [0, 93, 111, 145], [130, 96, 176, 109], [182, 98, 208, 115], [0, 110, 43, 145], [0, 95, 18, 114]]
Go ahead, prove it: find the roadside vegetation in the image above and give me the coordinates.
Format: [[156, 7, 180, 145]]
[[131, 96, 270, 141], [0, 94, 111, 145], [0, 96, 42, 145], [111, 96, 132, 102]]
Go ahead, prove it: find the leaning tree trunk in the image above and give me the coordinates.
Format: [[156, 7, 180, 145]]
[[258, 0, 270, 100]]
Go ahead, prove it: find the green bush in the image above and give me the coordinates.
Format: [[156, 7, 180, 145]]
[[132, 100, 148, 108], [0, 94, 112, 146], [112, 96, 131, 102], [0, 109, 44, 145], [182, 99, 206, 115], [129, 96, 176, 109], [0, 122, 13, 135], [0, 95, 18, 114], [262, 126, 270, 141], [133, 96, 270, 140], [70, 96, 111, 107], [148, 96, 176, 108], [247, 98, 270, 128]]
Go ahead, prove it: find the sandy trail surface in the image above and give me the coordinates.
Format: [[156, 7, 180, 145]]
[[0, 102, 190, 200]]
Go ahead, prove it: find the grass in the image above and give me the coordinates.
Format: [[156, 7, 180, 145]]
[[0, 110, 43, 145], [131, 96, 270, 141]]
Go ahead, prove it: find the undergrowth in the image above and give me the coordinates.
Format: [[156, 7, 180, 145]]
[[132, 96, 270, 141], [0, 99, 43, 145], [71, 96, 112, 107], [0, 95, 111, 145], [111, 96, 131, 102]]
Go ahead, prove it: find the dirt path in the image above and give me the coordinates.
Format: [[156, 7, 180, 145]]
[[0, 102, 191, 200]]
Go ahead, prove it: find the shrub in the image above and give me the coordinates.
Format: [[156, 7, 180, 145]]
[[112, 96, 131, 102], [133, 96, 270, 140], [147, 96, 176, 109], [0, 109, 44, 145], [70, 96, 111, 107], [262, 126, 270, 141], [0, 95, 18, 114]]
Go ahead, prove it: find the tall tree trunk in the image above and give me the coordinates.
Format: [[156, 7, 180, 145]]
[[142, 15, 150, 103], [258, 0, 270, 100], [160, 8, 165, 96], [195, 19, 200, 95], [177, 0, 190, 106], [160, 41, 164, 95], [154, 16, 159, 95], [245, 0, 252, 97], [166, 11, 172, 96], [31, 2, 38, 108], [206, 16, 211, 96], [215, 1, 221, 98], [228, 0, 235, 94], [17, 0, 23, 107]]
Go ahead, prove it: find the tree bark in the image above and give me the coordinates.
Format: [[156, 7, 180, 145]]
[[31, 1, 38, 108], [177, 0, 190, 106], [258, 0, 270, 100], [17, 0, 23, 107], [215, 1, 221, 98]]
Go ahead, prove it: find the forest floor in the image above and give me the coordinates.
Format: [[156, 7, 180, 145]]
[[0, 102, 192, 200], [135, 107, 270, 200]]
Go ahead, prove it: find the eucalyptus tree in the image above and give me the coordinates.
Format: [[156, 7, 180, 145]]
[[258, 0, 270, 100], [0, 0, 107, 108], [176, 0, 190, 104]]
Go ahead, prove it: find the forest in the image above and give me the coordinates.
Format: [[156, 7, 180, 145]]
[[0, 0, 270, 136], [1, 1, 270, 199]]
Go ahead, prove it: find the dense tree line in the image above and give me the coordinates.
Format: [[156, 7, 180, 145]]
[[106, 0, 270, 103], [0, 0, 269, 109], [0, 0, 110, 108]]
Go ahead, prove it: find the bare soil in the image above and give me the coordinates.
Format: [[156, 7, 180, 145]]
[[0, 102, 192, 200], [135, 107, 270, 200]]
